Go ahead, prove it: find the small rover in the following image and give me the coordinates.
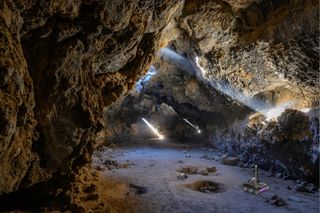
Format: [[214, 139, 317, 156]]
[[243, 165, 269, 195]]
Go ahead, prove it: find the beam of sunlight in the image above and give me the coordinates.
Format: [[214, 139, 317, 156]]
[[183, 118, 201, 134], [158, 48, 297, 121], [141, 117, 165, 139], [158, 48, 194, 74], [169, 106, 176, 113], [194, 56, 298, 120], [300, 108, 310, 113], [159, 47, 268, 113], [194, 56, 267, 113], [262, 101, 295, 121], [135, 66, 157, 92], [265, 107, 286, 121]]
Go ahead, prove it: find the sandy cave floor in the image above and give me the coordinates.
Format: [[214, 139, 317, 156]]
[[91, 140, 319, 213]]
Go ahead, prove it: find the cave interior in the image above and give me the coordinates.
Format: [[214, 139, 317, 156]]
[[0, 0, 319, 212]]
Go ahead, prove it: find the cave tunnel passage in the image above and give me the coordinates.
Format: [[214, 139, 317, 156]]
[[0, 44, 319, 213], [0, 0, 319, 212], [88, 46, 319, 212]]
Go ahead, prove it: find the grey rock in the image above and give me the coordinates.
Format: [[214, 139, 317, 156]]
[[220, 156, 239, 166], [177, 173, 188, 180]]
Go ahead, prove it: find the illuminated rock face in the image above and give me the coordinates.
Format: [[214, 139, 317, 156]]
[[178, 0, 318, 109], [0, 0, 319, 195]]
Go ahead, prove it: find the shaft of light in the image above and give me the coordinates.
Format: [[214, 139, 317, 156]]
[[169, 106, 176, 113], [159, 48, 194, 74], [194, 56, 267, 114], [183, 118, 201, 133], [265, 107, 286, 121], [194, 56, 296, 119], [262, 101, 295, 121], [135, 66, 157, 92], [159, 48, 267, 113], [158, 48, 295, 121], [141, 118, 164, 139], [300, 108, 310, 113]]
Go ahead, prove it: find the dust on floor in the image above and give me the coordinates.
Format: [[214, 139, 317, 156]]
[[91, 141, 319, 213]]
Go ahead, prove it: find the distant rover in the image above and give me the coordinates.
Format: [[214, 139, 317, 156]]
[[243, 165, 269, 195]]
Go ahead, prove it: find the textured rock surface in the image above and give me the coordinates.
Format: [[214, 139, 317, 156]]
[[173, 0, 319, 182], [104, 0, 319, 183], [0, 20, 36, 195], [0, 0, 319, 198], [0, 0, 183, 195], [212, 108, 319, 182], [178, 0, 318, 108]]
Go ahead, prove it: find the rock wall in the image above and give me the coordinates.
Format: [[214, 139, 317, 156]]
[[0, 0, 183, 195], [211, 109, 319, 183], [177, 0, 319, 108]]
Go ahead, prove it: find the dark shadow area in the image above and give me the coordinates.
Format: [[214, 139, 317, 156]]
[[0, 175, 72, 212]]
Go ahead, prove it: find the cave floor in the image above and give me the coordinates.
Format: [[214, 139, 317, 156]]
[[92, 140, 319, 213]]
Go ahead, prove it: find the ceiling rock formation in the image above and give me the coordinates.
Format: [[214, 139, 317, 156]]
[[0, 0, 319, 197], [177, 0, 319, 109]]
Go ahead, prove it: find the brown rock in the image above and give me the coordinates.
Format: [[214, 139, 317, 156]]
[[178, 166, 198, 175], [220, 156, 239, 166], [83, 184, 96, 194], [0, 0, 184, 195], [207, 167, 217, 173]]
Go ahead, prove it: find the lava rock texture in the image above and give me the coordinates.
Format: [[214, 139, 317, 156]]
[[0, 0, 183, 195]]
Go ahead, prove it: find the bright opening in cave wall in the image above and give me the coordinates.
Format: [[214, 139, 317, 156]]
[[135, 66, 158, 93]]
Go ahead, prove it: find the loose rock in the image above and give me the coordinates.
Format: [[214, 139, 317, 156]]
[[269, 195, 286, 207], [220, 156, 239, 166], [177, 173, 188, 180]]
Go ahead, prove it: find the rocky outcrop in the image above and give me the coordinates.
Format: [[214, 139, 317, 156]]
[[177, 0, 319, 109], [212, 109, 319, 183], [0, 0, 183, 195], [0, 19, 36, 195]]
